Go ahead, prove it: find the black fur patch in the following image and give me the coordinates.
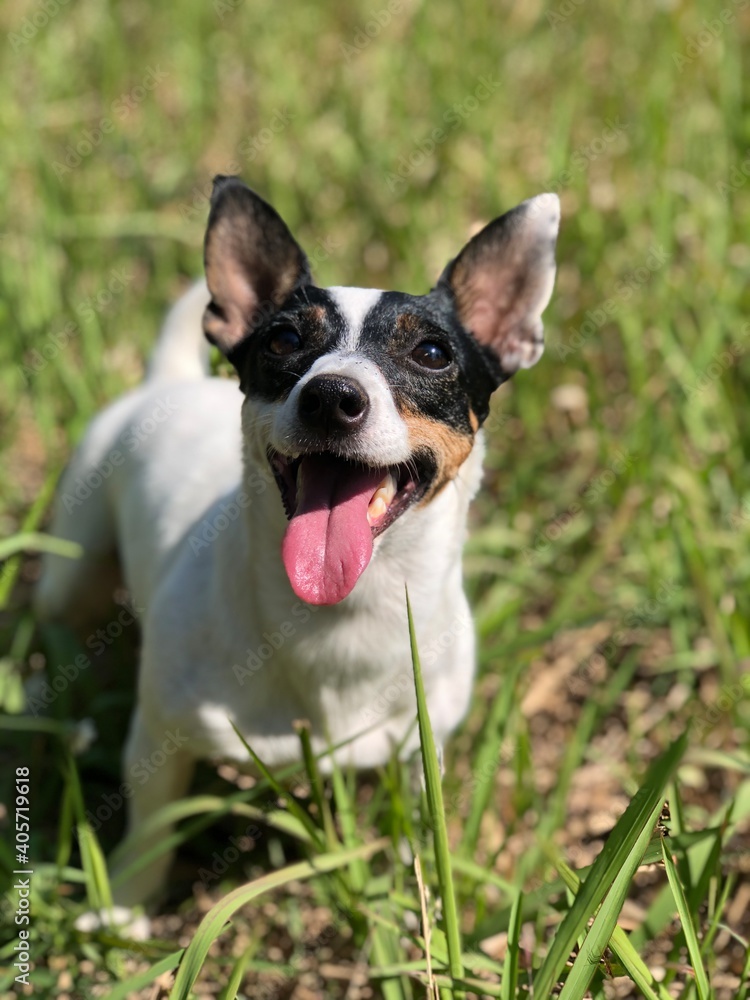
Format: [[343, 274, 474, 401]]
[[230, 286, 347, 396], [230, 285, 508, 432], [353, 289, 507, 430]]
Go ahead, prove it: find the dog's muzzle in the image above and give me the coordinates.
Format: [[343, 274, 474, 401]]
[[298, 374, 370, 436]]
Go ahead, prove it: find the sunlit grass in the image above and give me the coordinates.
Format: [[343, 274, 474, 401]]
[[1, 0, 749, 995]]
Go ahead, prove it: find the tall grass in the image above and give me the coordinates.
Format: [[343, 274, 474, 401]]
[[1, 0, 748, 995]]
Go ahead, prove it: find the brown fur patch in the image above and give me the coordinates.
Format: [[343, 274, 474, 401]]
[[396, 313, 427, 335], [301, 304, 327, 325], [400, 407, 474, 500]]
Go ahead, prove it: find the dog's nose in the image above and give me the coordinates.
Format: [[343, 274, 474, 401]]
[[298, 375, 370, 433]]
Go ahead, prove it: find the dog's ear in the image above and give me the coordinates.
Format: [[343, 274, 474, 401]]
[[438, 193, 560, 376], [203, 176, 311, 354]]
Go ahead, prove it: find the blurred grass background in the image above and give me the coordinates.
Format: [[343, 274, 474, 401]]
[[0, 0, 749, 996]]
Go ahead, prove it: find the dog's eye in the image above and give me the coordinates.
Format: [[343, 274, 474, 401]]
[[268, 328, 302, 356], [411, 341, 451, 370]]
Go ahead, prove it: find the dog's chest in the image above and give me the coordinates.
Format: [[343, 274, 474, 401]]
[[143, 552, 472, 768], [138, 428, 481, 768]]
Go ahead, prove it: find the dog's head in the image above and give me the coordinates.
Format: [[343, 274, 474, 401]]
[[203, 176, 559, 606]]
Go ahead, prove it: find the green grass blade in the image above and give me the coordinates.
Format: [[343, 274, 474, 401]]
[[430, 974, 504, 997], [371, 920, 412, 1000], [553, 854, 671, 1000], [75, 824, 113, 913], [700, 871, 736, 969], [499, 888, 523, 1000], [406, 587, 464, 999], [533, 733, 687, 997], [358, 901, 449, 966], [108, 792, 312, 883], [737, 943, 750, 1000], [106, 950, 184, 1000], [0, 471, 60, 608], [661, 837, 712, 1000], [461, 658, 522, 857], [295, 718, 338, 849], [449, 854, 515, 896], [55, 772, 74, 870], [64, 751, 113, 911], [329, 750, 367, 894], [169, 838, 388, 999], [0, 532, 82, 561], [219, 941, 257, 1000], [230, 719, 325, 849], [559, 799, 665, 999]]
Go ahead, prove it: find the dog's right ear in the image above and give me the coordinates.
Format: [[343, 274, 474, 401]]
[[437, 193, 560, 380], [203, 176, 311, 354]]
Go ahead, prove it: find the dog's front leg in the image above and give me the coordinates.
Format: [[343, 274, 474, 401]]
[[110, 709, 195, 910]]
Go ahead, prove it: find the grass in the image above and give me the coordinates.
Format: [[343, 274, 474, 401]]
[[1, 0, 749, 996]]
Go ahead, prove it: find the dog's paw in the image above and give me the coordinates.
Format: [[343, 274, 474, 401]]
[[75, 904, 151, 941]]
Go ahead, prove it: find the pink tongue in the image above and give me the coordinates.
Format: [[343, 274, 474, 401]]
[[282, 455, 386, 605]]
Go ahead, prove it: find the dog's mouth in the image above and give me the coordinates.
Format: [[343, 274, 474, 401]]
[[268, 449, 435, 606]]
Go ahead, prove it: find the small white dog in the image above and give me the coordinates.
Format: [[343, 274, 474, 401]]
[[36, 177, 559, 909]]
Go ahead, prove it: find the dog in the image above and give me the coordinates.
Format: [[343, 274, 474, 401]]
[[35, 176, 559, 912]]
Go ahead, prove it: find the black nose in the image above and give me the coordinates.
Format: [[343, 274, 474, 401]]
[[298, 375, 370, 434]]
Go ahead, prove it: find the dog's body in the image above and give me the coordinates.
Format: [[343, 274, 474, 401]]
[[36, 179, 559, 910]]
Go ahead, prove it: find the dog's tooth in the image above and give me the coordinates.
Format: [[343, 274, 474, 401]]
[[367, 472, 398, 525], [367, 496, 388, 525], [380, 472, 398, 502]]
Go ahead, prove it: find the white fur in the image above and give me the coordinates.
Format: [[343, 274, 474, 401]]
[[35, 282, 483, 910], [327, 286, 384, 351], [272, 350, 412, 465], [146, 278, 212, 380]]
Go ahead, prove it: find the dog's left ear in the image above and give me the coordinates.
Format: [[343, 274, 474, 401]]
[[438, 193, 560, 377], [203, 176, 311, 354]]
